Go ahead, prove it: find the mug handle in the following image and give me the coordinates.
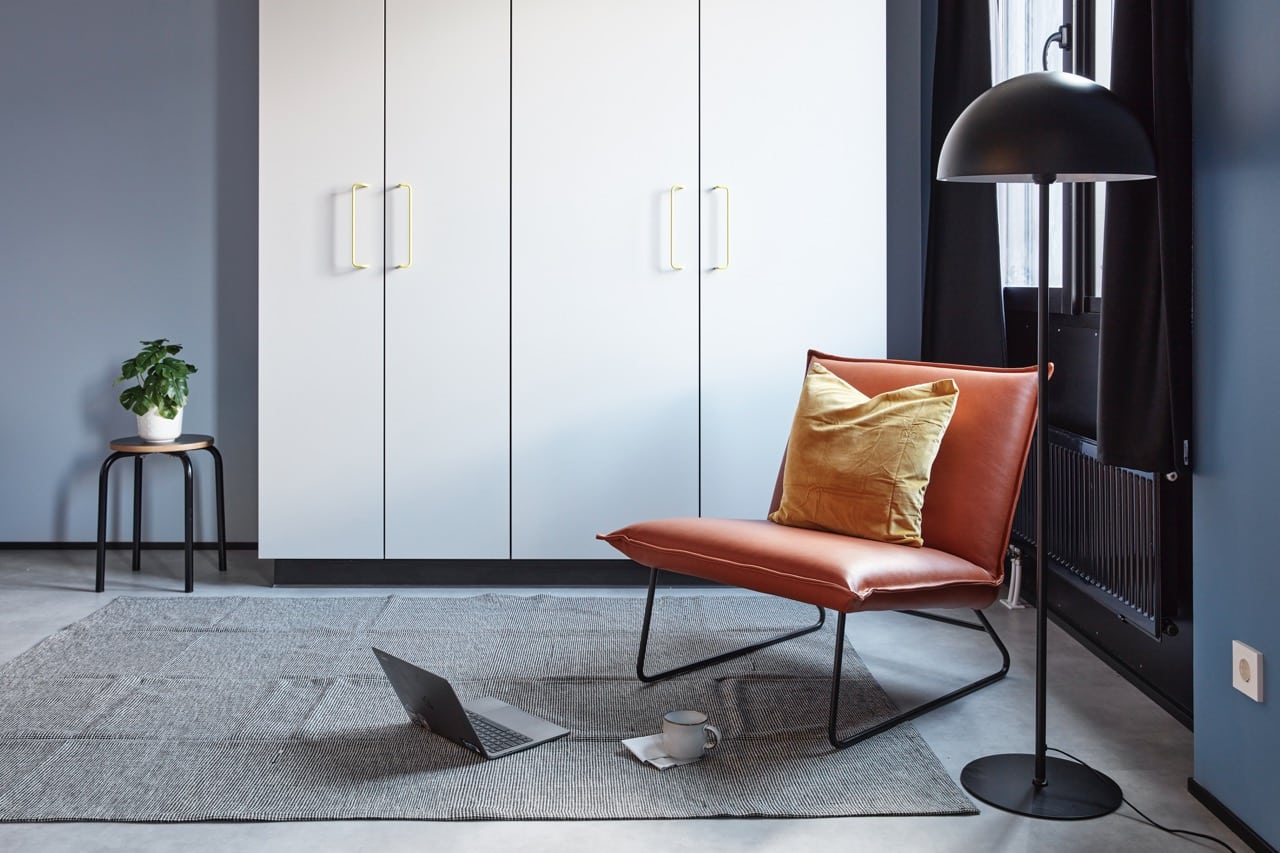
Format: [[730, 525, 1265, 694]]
[[704, 724, 721, 752]]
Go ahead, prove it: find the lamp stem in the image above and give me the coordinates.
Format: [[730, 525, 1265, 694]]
[[957, 173, 1122, 820], [1034, 175, 1053, 786]]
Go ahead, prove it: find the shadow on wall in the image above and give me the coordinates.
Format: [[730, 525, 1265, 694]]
[[214, 0, 259, 543], [57, 363, 131, 542]]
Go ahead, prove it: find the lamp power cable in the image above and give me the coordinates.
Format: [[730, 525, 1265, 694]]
[[1041, 24, 1071, 71], [1045, 747, 1237, 852]]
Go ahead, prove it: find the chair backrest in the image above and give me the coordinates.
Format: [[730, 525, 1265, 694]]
[[769, 352, 1041, 578]]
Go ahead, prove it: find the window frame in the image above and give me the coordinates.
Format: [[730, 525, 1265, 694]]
[[1064, 0, 1099, 315], [994, 0, 1109, 315]]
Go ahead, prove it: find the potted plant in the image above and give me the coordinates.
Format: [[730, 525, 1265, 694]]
[[115, 339, 198, 443]]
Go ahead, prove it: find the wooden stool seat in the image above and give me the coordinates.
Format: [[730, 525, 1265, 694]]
[[109, 434, 215, 454], [95, 433, 227, 593]]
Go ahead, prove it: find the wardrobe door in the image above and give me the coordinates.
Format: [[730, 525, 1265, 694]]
[[259, 0, 385, 558], [384, 0, 511, 558], [511, 0, 699, 559], [699, 0, 887, 519]]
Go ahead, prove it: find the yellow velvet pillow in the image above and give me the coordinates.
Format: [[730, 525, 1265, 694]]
[[767, 362, 959, 547]]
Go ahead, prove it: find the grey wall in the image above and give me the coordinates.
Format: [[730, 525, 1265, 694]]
[[1192, 2, 1280, 846], [0, 0, 258, 543]]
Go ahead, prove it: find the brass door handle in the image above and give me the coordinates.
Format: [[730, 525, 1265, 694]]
[[713, 185, 730, 270], [669, 184, 685, 271], [351, 182, 370, 269], [394, 182, 413, 269]]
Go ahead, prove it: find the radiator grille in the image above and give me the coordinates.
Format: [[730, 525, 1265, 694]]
[[1012, 428, 1164, 638]]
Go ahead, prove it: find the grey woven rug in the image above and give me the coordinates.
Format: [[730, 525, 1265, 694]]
[[0, 594, 975, 821]]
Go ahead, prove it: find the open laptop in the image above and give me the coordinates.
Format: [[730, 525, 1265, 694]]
[[372, 647, 570, 759]]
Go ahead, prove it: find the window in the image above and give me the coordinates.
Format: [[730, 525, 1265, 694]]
[[989, 0, 1115, 309]]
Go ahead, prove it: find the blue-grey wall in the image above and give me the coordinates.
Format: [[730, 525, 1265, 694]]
[[1192, 3, 1280, 846], [0, 0, 258, 543]]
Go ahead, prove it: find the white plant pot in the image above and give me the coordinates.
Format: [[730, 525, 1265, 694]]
[[137, 407, 183, 443]]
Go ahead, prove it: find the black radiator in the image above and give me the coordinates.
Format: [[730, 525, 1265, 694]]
[[1011, 427, 1174, 640]]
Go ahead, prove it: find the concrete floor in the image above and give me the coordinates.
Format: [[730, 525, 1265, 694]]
[[0, 549, 1245, 853]]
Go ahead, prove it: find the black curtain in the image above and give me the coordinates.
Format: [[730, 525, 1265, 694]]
[[1097, 1, 1192, 474], [922, 0, 1004, 366]]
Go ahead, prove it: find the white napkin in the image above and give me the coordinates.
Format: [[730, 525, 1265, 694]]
[[621, 733, 704, 770]]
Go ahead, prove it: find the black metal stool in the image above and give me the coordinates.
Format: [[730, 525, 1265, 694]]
[[95, 433, 227, 593]]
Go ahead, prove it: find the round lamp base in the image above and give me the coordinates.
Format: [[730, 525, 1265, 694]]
[[961, 753, 1122, 820]]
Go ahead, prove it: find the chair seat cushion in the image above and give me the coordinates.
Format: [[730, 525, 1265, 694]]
[[599, 518, 1002, 614]]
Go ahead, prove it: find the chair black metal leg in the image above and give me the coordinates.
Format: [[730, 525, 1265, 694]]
[[131, 455, 143, 572], [827, 608, 1009, 749], [95, 452, 129, 593], [178, 452, 194, 593], [635, 568, 826, 683], [205, 445, 227, 572]]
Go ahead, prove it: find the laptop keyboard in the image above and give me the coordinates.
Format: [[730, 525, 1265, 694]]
[[466, 710, 534, 753]]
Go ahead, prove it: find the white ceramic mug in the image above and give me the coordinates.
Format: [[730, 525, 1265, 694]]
[[661, 710, 721, 760]]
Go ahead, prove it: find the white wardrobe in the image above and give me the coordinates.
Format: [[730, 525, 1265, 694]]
[[259, 0, 886, 563], [259, 0, 510, 560]]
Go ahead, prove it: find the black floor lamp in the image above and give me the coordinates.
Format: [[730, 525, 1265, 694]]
[[937, 71, 1156, 819]]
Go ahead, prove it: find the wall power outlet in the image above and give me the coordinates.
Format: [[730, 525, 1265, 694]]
[[1232, 640, 1264, 702]]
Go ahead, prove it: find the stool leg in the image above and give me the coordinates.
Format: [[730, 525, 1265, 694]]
[[131, 455, 143, 572], [178, 452, 194, 593], [95, 452, 128, 593], [206, 445, 227, 572]]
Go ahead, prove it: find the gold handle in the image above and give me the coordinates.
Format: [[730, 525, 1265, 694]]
[[713, 185, 730, 270], [394, 182, 413, 269], [669, 184, 685, 271], [351, 182, 369, 269]]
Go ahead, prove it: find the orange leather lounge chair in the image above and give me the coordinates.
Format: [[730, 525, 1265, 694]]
[[599, 351, 1041, 749]]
